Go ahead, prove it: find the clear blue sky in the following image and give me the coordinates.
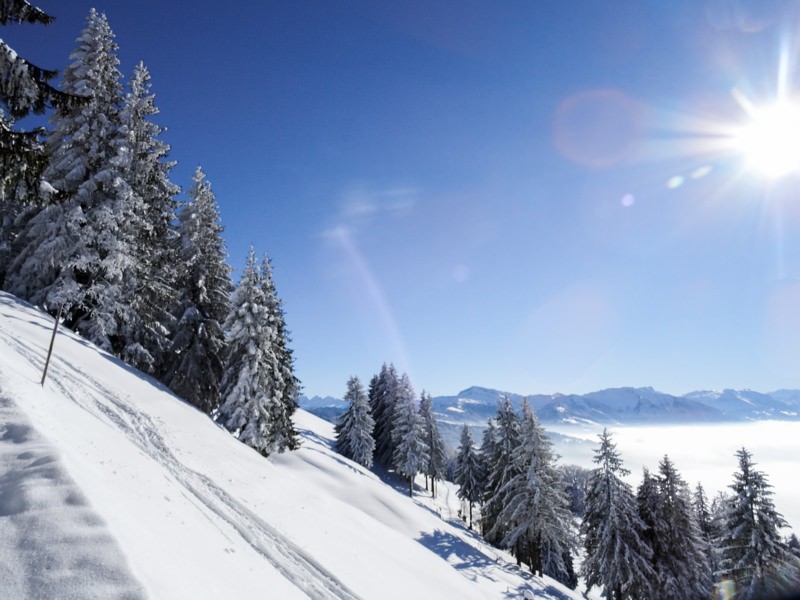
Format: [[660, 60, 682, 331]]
[[12, 1, 800, 398]]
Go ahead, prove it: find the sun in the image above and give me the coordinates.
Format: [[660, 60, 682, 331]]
[[733, 101, 800, 178]]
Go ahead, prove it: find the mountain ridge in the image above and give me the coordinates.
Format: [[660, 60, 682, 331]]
[[302, 384, 800, 427]]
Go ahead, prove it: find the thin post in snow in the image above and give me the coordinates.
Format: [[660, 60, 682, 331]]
[[41, 304, 63, 386]]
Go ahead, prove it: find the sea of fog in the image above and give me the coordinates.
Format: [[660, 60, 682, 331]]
[[549, 420, 800, 533]]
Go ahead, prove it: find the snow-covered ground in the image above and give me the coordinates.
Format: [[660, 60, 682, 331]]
[[0, 291, 579, 599]]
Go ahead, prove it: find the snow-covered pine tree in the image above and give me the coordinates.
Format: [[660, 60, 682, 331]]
[[482, 395, 522, 547], [478, 419, 496, 535], [6, 8, 135, 352], [161, 167, 231, 413], [0, 197, 34, 287], [256, 251, 300, 453], [559, 464, 591, 518], [635, 466, 661, 587], [369, 362, 399, 467], [582, 428, 655, 600], [788, 533, 800, 560], [418, 390, 446, 498], [454, 424, 483, 529], [334, 375, 375, 468], [489, 399, 576, 587], [717, 447, 800, 599], [693, 482, 718, 578], [640, 456, 712, 599], [216, 247, 271, 454], [391, 373, 428, 496], [217, 247, 299, 455], [116, 61, 179, 374], [0, 0, 80, 200]]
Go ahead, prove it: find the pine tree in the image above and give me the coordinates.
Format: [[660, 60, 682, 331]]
[[638, 456, 712, 599], [216, 247, 272, 454], [454, 424, 483, 529], [418, 390, 446, 498], [635, 467, 661, 585], [489, 399, 576, 587], [217, 247, 299, 455], [116, 61, 179, 374], [258, 251, 300, 453], [787, 533, 800, 560], [391, 373, 428, 496], [6, 8, 134, 352], [717, 447, 800, 599], [369, 363, 399, 467], [477, 419, 496, 535], [582, 429, 655, 600], [560, 464, 591, 518], [161, 167, 231, 413], [0, 0, 80, 201], [334, 376, 375, 467], [694, 482, 719, 586], [482, 395, 522, 547], [0, 197, 34, 287]]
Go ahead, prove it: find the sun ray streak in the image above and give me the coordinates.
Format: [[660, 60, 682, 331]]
[[330, 226, 411, 376]]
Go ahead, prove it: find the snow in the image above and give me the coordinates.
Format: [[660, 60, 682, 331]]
[[0, 292, 578, 599]]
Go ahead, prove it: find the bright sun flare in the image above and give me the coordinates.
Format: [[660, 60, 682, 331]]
[[734, 102, 800, 178]]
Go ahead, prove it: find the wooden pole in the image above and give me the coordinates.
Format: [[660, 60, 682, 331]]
[[41, 304, 63, 386]]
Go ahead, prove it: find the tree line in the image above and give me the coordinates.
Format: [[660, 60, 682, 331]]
[[334, 376, 800, 598], [1, 3, 299, 457], [335, 364, 447, 498]]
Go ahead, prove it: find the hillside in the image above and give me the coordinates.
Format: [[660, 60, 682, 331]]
[[0, 292, 578, 599]]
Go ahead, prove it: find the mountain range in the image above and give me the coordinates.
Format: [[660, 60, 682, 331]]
[[301, 385, 800, 453], [302, 384, 800, 429]]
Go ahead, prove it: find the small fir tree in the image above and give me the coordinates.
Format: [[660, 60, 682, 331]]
[[717, 447, 800, 599], [454, 424, 483, 529], [694, 482, 718, 577], [481, 395, 521, 547], [257, 252, 300, 453], [418, 390, 446, 497], [560, 464, 591, 518], [582, 429, 655, 600], [217, 247, 299, 455], [489, 399, 576, 587], [369, 363, 399, 467], [638, 456, 712, 599], [161, 167, 231, 412], [334, 376, 375, 468], [391, 373, 428, 496]]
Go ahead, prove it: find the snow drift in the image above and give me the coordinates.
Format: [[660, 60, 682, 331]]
[[0, 292, 577, 599]]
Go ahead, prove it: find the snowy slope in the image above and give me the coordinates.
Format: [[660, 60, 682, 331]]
[[0, 292, 578, 600]]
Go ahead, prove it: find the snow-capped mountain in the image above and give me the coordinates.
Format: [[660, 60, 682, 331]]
[[430, 385, 800, 429], [684, 388, 800, 420], [303, 384, 800, 445]]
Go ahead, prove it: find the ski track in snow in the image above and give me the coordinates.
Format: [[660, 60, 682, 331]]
[[2, 328, 361, 600]]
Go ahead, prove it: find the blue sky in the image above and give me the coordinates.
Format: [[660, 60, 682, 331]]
[[12, 1, 800, 398]]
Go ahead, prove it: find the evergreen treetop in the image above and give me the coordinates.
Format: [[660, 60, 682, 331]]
[[582, 428, 655, 600], [0, 0, 82, 200], [334, 375, 375, 468]]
